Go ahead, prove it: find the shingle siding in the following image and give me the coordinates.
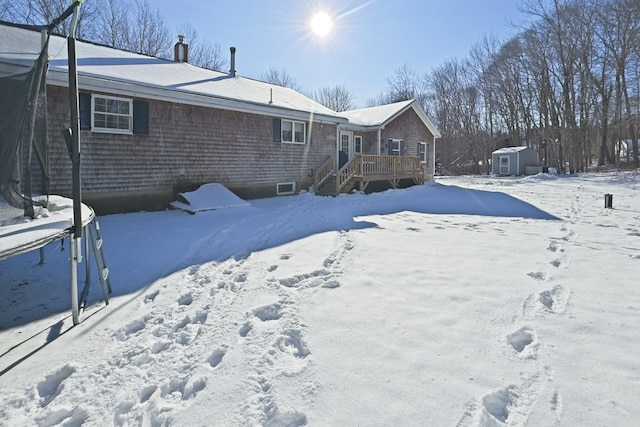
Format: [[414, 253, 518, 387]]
[[350, 108, 436, 179], [46, 86, 336, 212]]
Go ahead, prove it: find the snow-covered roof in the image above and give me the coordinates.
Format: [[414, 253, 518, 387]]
[[493, 146, 535, 154], [340, 99, 441, 138], [0, 23, 347, 124]]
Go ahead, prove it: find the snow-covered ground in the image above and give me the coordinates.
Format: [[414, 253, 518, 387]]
[[0, 173, 639, 426]]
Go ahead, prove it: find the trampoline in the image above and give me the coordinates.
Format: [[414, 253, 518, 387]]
[[0, 2, 111, 325]]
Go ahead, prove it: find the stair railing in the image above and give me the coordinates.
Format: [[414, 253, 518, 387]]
[[314, 155, 335, 189]]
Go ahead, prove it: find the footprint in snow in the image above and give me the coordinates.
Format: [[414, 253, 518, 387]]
[[38, 407, 88, 427], [547, 241, 563, 252], [527, 271, 546, 281], [481, 385, 516, 424], [550, 256, 569, 268], [139, 385, 157, 404], [279, 270, 331, 288], [144, 290, 159, 304], [207, 348, 226, 368], [253, 303, 283, 321], [539, 285, 570, 313], [263, 410, 308, 427], [475, 372, 543, 427], [177, 293, 193, 306], [115, 318, 148, 341], [160, 375, 206, 403], [523, 285, 570, 318], [507, 327, 537, 358], [239, 321, 253, 337], [37, 364, 76, 408], [276, 329, 310, 359]]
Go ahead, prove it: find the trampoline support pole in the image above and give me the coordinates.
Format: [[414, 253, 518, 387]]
[[68, 1, 82, 326], [70, 236, 79, 325]]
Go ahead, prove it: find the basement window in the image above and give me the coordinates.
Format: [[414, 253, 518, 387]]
[[277, 182, 296, 195], [92, 95, 133, 134]]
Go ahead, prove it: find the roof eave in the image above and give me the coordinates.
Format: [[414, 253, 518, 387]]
[[340, 123, 383, 132], [46, 69, 348, 124]]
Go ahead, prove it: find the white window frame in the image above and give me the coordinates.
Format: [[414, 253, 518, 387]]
[[354, 135, 362, 154], [281, 119, 306, 144], [91, 94, 133, 134], [277, 182, 296, 195], [418, 142, 428, 163]]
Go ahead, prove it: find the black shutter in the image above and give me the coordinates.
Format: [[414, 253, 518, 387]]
[[400, 140, 405, 156], [388, 139, 393, 155], [273, 118, 281, 142], [79, 93, 91, 130], [133, 100, 149, 134]]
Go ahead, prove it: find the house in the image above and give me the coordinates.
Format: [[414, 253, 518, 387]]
[[1, 21, 440, 213], [491, 146, 540, 176], [313, 100, 441, 195]]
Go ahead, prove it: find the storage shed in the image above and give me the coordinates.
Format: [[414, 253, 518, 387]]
[[492, 146, 540, 176]]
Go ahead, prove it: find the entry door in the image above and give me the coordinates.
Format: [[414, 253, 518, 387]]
[[499, 156, 510, 174], [339, 131, 354, 168]]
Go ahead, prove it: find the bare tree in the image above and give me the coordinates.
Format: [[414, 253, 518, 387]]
[[1, 0, 99, 38], [95, 0, 130, 49], [261, 67, 300, 90], [366, 64, 429, 108], [365, 92, 396, 107], [313, 85, 354, 112], [176, 23, 227, 72], [126, 1, 172, 58], [0, 0, 17, 20], [386, 63, 419, 102]]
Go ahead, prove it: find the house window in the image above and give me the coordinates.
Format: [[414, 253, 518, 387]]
[[340, 133, 349, 152], [92, 95, 133, 134], [354, 135, 362, 154], [388, 139, 404, 156], [277, 182, 296, 195], [418, 142, 429, 163], [282, 119, 306, 144]]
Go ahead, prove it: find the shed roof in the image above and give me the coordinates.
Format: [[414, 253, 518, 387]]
[[0, 22, 346, 123], [493, 146, 535, 154], [341, 99, 441, 138]]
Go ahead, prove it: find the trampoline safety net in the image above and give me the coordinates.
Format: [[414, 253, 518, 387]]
[[0, 23, 51, 219]]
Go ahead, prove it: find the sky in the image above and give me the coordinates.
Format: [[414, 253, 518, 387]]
[[1, 172, 639, 425], [152, 0, 527, 107]]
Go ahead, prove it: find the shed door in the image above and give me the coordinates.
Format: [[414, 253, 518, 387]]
[[499, 156, 510, 175]]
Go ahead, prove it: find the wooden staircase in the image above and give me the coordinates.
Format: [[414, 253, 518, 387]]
[[315, 174, 337, 196]]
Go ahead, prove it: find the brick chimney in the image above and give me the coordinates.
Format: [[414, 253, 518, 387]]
[[174, 35, 189, 62]]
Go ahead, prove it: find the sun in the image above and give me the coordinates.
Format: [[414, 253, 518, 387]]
[[310, 11, 333, 37]]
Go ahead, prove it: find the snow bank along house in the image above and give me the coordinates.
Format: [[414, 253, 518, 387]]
[[1, 22, 440, 213]]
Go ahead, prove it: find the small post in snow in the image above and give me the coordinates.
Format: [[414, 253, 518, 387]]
[[604, 194, 613, 209]]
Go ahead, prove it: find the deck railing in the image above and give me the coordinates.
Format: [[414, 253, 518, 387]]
[[357, 155, 423, 177], [336, 157, 358, 192], [336, 155, 424, 193]]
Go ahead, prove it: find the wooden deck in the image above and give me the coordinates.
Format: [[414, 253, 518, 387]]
[[314, 155, 424, 196]]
